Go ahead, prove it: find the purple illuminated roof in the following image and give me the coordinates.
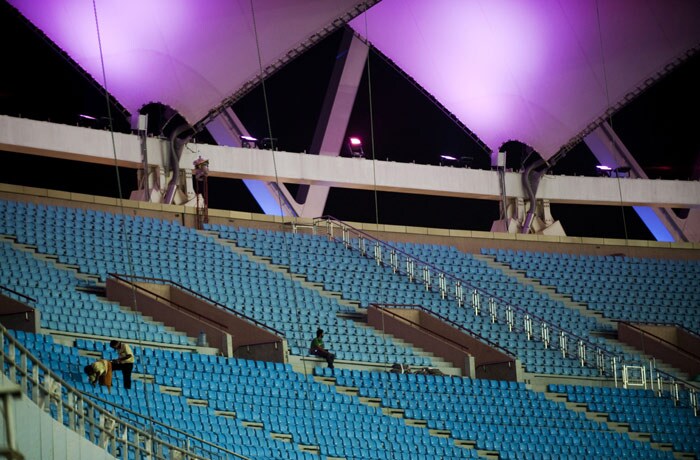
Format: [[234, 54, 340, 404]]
[[350, 0, 700, 158], [10, 0, 700, 158], [9, 0, 369, 124]]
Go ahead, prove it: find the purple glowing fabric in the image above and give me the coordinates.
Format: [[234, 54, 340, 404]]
[[350, 0, 700, 157], [9, 0, 366, 124], [9, 0, 700, 159]]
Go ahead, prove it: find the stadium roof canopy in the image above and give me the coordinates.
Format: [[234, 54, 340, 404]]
[[9, 0, 700, 161]]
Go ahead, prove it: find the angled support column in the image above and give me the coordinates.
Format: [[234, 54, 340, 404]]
[[585, 122, 699, 242], [204, 30, 368, 218], [293, 29, 370, 217], [206, 108, 299, 216]]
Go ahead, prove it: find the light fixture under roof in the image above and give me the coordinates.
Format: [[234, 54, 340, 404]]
[[439, 154, 473, 167], [348, 137, 364, 158], [240, 135, 258, 148]]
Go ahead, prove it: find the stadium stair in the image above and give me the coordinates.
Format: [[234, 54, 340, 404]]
[[475, 252, 615, 331], [204, 229, 463, 376], [311, 368, 496, 459], [479, 252, 697, 384], [204, 229, 362, 314], [545, 384, 699, 459]]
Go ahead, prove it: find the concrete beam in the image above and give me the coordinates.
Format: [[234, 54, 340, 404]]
[[3, 115, 700, 208]]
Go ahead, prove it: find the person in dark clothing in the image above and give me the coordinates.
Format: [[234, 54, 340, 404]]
[[109, 339, 134, 390], [309, 328, 335, 369]]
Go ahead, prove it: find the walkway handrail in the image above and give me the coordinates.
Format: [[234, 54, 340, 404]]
[[0, 323, 249, 459], [315, 216, 621, 366], [314, 216, 698, 414], [78, 391, 247, 459], [0, 284, 36, 305], [372, 303, 515, 359], [110, 273, 285, 337], [620, 321, 700, 361]]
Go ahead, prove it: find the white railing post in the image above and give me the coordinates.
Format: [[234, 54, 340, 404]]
[[506, 305, 514, 331], [672, 381, 680, 405], [99, 414, 117, 449], [39, 374, 52, 412], [7, 342, 16, 383], [690, 388, 697, 417], [31, 365, 40, 403], [559, 331, 568, 358], [455, 281, 463, 307], [341, 226, 349, 247], [438, 273, 446, 299], [541, 322, 549, 348], [19, 354, 27, 394], [489, 297, 497, 323], [373, 242, 382, 265], [578, 340, 586, 366], [472, 289, 480, 316], [524, 315, 532, 340], [596, 349, 604, 376], [406, 258, 415, 282]]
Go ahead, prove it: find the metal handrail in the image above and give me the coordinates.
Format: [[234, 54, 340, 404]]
[[0, 324, 249, 459], [109, 274, 229, 330], [619, 321, 700, 361], [371, 303, 515, 359], [314, 216, 699, 414], [81, 387, 249, 459], [315, 216, 621, 364], [110, 273, 284, 337], [0, 285, 36, 305]]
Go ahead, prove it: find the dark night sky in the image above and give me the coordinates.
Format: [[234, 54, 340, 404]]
[[1, 1, 698, 241]]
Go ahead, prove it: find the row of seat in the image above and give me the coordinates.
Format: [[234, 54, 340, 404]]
[[13, 330, 697, 459]]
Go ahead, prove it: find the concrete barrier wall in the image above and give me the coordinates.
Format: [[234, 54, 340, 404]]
[[0, 294, 40, 333], [169, 288, 284, 361], [368, 306, 517, 381], [619, 323, 700, 379], [107, 278, 285, 362]]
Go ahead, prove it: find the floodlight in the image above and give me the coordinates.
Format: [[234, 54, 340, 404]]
[[439, 154, 473, 167], [596, 164, 612, 177], [240, 135, 258, 148], [348, 137, 364, 158]]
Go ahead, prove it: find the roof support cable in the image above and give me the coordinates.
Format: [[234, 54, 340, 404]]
[[91, 0, 152, 429]]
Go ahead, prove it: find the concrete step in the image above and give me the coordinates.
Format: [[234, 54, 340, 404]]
[[207, 231, 461, 376], [541, 387, 677, 456], [349, 319, 463, 376], [474, 253, 615, 329], [209, 233, 360, 313]]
